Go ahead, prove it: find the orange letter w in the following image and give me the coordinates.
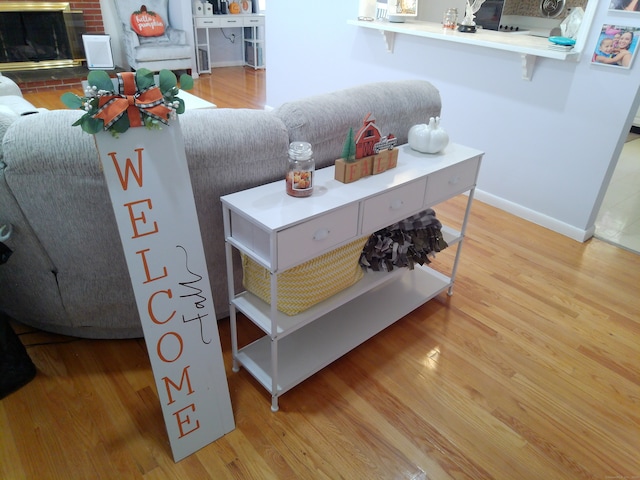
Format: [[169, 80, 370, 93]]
[[108, 148, 144, 190]]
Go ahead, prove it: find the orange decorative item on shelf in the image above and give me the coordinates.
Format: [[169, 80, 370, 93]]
[[229, 1, 241, 14]]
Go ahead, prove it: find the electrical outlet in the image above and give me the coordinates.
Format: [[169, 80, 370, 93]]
[[231, 33, 236, 42]]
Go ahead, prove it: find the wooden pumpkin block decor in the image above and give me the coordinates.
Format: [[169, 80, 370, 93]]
[[335, 114, 398, 183]]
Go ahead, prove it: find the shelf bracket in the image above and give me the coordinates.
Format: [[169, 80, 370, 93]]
[[381, 30, 395, 53], [521, 54, 537, 81]]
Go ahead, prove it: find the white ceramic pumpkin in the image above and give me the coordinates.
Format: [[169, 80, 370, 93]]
[[408, 117, 449, 154]]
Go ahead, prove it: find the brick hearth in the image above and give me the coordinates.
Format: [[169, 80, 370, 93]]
[[5, 0, 106, 93]]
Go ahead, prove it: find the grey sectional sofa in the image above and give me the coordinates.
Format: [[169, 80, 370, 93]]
[[0, 80, 441, 338]]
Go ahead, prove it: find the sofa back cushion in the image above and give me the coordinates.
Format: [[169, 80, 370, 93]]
[[274, 80, 442, 169]]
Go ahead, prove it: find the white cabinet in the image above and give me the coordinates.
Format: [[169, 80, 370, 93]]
[[193, 14, 265, 73], [221, 143, 483, 411]]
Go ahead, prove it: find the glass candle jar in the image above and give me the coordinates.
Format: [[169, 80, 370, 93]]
[[286, 141, 314, 197], [443, 8, 458, 30]]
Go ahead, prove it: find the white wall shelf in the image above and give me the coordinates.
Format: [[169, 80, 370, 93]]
[[348, 19, 582, 81]]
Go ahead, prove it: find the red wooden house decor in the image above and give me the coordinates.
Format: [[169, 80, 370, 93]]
[[355, 113, 381, 159], [335, 113, 399, 184]]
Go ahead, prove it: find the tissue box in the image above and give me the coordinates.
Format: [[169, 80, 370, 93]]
[[241, 236, 367, 315]]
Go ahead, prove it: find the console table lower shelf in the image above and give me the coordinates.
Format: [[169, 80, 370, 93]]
[[233, 265, 451, 410]]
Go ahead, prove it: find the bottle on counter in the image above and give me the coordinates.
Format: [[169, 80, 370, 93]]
[[443, 8, 458, 30]]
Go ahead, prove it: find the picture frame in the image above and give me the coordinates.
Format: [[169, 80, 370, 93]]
[[591, 24, 640, 69], [609, 0, 640, 13]]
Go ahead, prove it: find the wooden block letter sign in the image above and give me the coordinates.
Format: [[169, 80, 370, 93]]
[[334, 156, 373, 184], [334, 115, 398, 183], [372, 148, 399, 175]]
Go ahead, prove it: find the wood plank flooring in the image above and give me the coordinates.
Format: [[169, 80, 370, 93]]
[[3, 67, 639, 480], [21, 67, 266, 110]]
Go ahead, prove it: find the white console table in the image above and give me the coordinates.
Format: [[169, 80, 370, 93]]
[[221, 143, 483, 411], [193, 14, 265, 73]]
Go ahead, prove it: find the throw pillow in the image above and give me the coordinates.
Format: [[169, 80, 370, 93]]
[[131, 5, 165, 37]]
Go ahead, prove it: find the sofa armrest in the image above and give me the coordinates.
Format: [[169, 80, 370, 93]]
[[0, 96, 40, 116], [0, 75, 23, 97]]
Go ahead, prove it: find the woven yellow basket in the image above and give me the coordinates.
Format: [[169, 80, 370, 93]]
[[241, 236, 368, 315]]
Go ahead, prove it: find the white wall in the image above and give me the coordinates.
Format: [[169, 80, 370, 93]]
[[265, 0, 640, 241]]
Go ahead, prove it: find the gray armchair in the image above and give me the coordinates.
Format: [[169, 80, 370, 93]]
[[114, 0, 192, 72]]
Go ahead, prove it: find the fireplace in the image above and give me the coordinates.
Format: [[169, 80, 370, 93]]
[[0, 2, 87, 71]]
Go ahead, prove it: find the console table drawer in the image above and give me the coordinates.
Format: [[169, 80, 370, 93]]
[[244, 16, 265, 26], [424, 157, 480, 206], [220, 17, 242, 27], [277, 203, 360, 271], [361, 178, 427, 233], [195, 17, 220, 28]]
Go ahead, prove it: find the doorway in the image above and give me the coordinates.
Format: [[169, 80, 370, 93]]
[[594, 111, 640, 254]]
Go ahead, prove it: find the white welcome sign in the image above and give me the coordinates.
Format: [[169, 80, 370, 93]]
[[93, 120, 235, 462]]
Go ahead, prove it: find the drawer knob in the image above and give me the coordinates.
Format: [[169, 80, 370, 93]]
[[313, 228, 330, 241], [449, 176, 460, 185], [390, 199, 404, 210]]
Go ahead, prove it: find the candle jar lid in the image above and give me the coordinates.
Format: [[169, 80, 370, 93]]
[[288, 141, 313, 160]]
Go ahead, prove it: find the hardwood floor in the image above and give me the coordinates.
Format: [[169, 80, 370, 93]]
[[4, 67, 639, 479], [21, 66, 266, 110]]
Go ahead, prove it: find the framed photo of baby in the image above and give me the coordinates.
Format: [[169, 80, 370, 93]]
[[591, 24, 639, 69]]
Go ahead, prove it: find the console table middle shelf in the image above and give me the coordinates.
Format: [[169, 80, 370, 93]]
[[221, 143, 483, 411]]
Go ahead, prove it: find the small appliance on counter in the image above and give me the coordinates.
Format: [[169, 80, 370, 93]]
[[474, 0, 566, 37], [474, 0, 505, 31], [208, 0, 228, 14]]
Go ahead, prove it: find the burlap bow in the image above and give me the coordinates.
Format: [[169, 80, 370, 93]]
[[93, 72, 172, 130]]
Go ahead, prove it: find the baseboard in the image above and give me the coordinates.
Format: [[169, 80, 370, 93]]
[[210, 60, 246, 68], [473, 189, 595, 242]]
